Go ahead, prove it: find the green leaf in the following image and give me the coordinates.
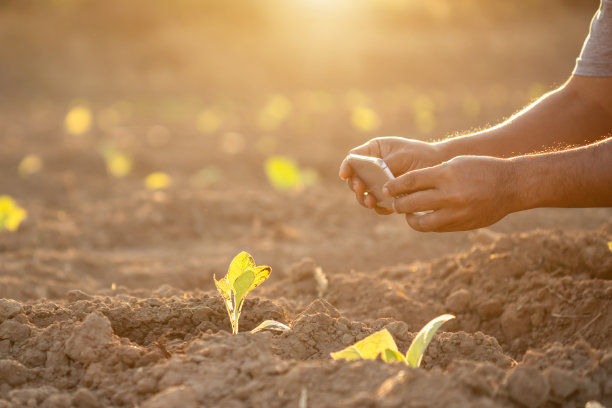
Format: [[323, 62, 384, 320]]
[[0, 195, 27, 232], [213, 275, 231, 303], [232, 269, 255, 302], [330, 346, 363, 362], [330, 329, 399, 362], [250, 266, 272, 291], [250, 320, 291, 334], [213, 275, 234, 322], [353, 329, 399, 359], [264, 156, 303, 192], [213, 251, 272, 335], [405, 314, 455, 368], [227, 251, 256, 287], [383, 348, 407, 363], [232, 269, 255, 324]]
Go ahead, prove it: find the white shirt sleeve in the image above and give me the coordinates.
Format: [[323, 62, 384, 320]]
[[573, 0, 612, 76]]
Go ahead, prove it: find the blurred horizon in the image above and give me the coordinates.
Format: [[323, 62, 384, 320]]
[[0, 0, 602, 185], [0, 0, 598, 103]]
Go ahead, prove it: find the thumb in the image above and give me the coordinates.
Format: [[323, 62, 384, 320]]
[[383, 151, 417, 177], [383, 167, 437, 197], [339, 140, 383, 180]]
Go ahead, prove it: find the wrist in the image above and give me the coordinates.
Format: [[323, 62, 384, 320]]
[[432, 139, 461, 163], [433, 135, 479, 162], [507, 156, 546, 211]]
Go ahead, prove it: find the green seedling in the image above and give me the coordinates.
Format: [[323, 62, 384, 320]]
[[214, 251, 272, 334], [331, 314, 455, 368], [0, 195, 28, 232], [607, 241, 612, 252], [99, 143, 132, 179], [264, 156, 318, 192]]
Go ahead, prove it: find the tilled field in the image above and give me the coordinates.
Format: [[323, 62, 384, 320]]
[[1, 2, 610, 406], [1, 157, 611, 407]]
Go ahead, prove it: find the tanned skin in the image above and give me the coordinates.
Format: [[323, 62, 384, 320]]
[[338, 75, 612, 232]]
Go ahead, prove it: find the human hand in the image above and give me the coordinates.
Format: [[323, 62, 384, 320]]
[[339, 137, 447, 214], [383, 156, 518, 232]]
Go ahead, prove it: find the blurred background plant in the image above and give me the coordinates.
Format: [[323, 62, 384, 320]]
[[0, 0, 598, 204], [0, 196, 27, 232]]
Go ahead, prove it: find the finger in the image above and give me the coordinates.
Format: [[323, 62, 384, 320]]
[[361, 192, 394, 214], [383, 151, 412, 177], [339, 140, 382, 180], [374, 206, 395, 215], [348, 176, 367, 196], [354, 191, 368, 208], [393, 190, 441, 214], [350, 139, 383, 158], [404, 210, 456, 232], [363, 193, 378, 209], [383, 167, 438, 197], [339, 158, 354, 180]]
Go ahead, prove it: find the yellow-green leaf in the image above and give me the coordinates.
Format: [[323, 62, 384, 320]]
[[405, 314, 455, 368], [383, 348, 407, 363], [232, 269, 255, 308], [250, 320, 291, 334], [227, 251, 256, 287], [65, 105, 92, 135], [214, 251, 271, 335], [608, 242, 612, 252], [330, 346, 363, 362], [213, 275, 233, 313], [145, 172, 171, 190], [264, 156, 303, 192], [354, 329, 399, 359], [18, 154, 43, 177], [0, 195, 28, 232], [351, 105, 380, 132], [214, 275, 231, 300], [331, 329, 399, 362], [105, 152, 132, 178], [250, 265, 272, 291]]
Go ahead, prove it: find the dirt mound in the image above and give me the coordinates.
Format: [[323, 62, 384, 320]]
[[1, 224, 611, 407]]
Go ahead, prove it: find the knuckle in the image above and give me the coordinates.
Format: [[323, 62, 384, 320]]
[[400, 174, 415, 190], [395, 195, 414, 213], [447, 191, 468, 206]]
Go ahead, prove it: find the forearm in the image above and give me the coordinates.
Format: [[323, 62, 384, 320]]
[[509, 137, 612, 210], [436, 76, 612, 160]]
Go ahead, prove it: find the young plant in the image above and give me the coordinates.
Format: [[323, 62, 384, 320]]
[[214, 251, 271, 334], [0, 195, 28, 232], [331, 314, 455, 368]]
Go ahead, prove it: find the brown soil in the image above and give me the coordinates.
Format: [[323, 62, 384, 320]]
[[1, 2, 611, 406], [1, 111, 611, 407]]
